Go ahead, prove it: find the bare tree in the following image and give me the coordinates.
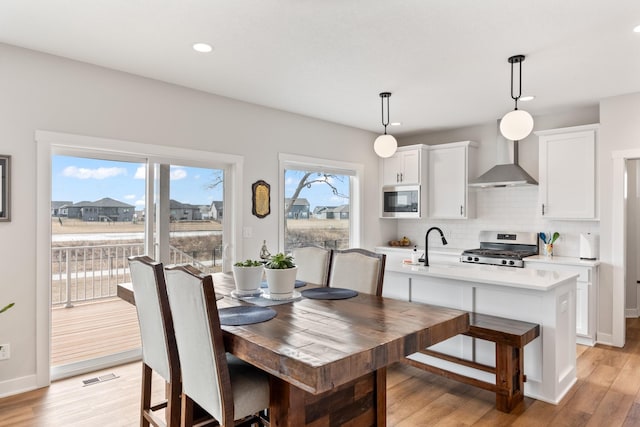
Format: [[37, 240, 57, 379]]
[[204, 170, 224, 191], [285, 171, 348, 218]]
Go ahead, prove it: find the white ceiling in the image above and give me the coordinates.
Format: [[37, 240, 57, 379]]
[[1, 1, 639, 136]]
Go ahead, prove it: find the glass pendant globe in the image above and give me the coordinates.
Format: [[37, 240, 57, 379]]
[[374, 134, 398, 158], [500, 109, 534, 141]]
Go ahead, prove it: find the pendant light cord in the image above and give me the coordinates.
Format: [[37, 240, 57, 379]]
[[510, 57, 523, 110], [380, 92, 391, 135]]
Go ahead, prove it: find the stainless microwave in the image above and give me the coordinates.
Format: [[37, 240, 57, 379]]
[[381, 185, 421, 218]]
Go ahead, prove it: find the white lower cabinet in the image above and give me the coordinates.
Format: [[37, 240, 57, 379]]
[[525, 260, 598, 346]]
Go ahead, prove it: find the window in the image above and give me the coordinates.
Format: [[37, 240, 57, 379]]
[[279, 154, 363, 253], [37, 131, 243, 383]]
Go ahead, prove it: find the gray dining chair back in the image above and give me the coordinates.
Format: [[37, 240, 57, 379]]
[[127, 255, 181, 427], [164, 264, 269, 427], [292, 246, 331, 285], [328, 248, 386, 296]]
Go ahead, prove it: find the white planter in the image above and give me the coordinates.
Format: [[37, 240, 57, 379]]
[[265, 267, 298, 299], [232, 265, 264, 293]]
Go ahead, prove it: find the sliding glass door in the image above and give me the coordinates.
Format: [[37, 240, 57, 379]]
[[47, 145, 230, 379]]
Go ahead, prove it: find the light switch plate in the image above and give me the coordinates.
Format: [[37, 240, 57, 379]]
[[0, 343, 10, 360]]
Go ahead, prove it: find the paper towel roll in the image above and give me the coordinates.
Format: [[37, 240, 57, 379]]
[[580, 233, 598, 260]]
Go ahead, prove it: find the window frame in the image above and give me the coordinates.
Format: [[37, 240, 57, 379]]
[[278, 153, 363, 252], [35, 130, 243, 385]]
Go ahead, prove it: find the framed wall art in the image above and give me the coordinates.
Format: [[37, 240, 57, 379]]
[[0, 155, 10, 222], [252, 180, 270, 218]]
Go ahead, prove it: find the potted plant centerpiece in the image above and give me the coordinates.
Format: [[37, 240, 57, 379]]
[[232, 259, 264, 296], [264, 252, 298, 300]]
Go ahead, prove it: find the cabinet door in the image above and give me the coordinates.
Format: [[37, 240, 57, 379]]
[[382, 154, 404, 185], [539, 129, 596, 219], [400, 150, 420, 184], [428, 146, 466, 218], [382, 150, 421, 185]]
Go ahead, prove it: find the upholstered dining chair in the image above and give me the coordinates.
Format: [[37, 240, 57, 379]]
[[164, 264, 270, 427], [327, 248, 386, 296], [292, 246, 331, 285], [128, 255, 181, 427]]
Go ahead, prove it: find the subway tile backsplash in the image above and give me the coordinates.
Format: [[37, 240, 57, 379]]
[[396, 186, 600, 257]]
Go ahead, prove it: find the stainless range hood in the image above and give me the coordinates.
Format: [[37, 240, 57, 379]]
[[469, 128, 538, 188]]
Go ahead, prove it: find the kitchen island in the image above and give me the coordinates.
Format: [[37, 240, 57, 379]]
[[381, 261, 579, 405]]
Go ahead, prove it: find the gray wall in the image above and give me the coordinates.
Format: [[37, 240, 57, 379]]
[[0, 43, 392, 395]]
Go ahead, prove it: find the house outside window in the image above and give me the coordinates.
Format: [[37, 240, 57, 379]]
[[279, 154, 363, 254]]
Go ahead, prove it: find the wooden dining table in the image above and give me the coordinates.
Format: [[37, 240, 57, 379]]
[[118, 272, 469, 427]]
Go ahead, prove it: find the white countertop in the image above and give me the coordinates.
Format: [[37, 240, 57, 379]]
[[375, 246, 463, 256], [386, 261, 579, 292], [377, 246, 601, 268], [525, 255, 600, 268]]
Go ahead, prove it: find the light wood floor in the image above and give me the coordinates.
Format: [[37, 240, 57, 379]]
[[51, 298, 141, 366], [4, 319, 640, 426]]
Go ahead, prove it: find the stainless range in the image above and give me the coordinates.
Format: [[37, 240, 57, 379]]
[[460, 231, 538, 267]]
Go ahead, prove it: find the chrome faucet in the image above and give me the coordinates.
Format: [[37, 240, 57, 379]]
[[424, 227, 448, 266]]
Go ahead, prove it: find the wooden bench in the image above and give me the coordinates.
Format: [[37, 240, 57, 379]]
[[403, 312, 540, 412]]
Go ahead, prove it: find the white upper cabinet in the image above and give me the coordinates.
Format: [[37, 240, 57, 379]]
[[536, 124, 599, 219], [428, 141, 477, 219], [381, 147, 424, 186]]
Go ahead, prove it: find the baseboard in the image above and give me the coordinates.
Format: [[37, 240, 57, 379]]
[[0, 374, 39, 399], [596, 332, 614, 346], [625, 308, 639, 318], [51, 348, 141, 381]]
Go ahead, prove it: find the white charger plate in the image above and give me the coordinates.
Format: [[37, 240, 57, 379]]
[[261, 290, 301, 301]]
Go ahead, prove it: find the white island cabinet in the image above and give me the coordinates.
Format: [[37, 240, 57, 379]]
[[382, 261, 578, 405], [525, 256, 600, 346]]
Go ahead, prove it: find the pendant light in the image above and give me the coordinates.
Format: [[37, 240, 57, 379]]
[[499, 55, 534, 141], [374, 92, 398, 158]]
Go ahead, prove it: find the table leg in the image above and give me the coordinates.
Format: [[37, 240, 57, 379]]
[[268, 369, 386, 427]]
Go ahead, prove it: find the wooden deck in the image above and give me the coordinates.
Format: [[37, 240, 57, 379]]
[[51, 298, 141, 367]]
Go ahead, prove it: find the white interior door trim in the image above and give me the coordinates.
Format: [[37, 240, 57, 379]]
[[612, 148, 640, 347]]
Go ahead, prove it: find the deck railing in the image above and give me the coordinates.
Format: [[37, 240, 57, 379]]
[[51, 243, 219, 307]]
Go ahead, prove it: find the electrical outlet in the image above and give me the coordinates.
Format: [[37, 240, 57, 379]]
[[242, 227, 253, 238], [0, 343, 10, 360]]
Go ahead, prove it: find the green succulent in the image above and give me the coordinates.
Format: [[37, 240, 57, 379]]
[[265, 253, 295, 269], [234, 259, 263, 267]]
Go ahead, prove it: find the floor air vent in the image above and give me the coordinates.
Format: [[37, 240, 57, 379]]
[[82, 373, 119, 386]]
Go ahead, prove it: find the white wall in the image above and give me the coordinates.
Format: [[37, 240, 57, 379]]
[[0, 43, 392, 395], [394, 107, 600, 255], [600, 93, 640, 345], [394, 186, 600, 257]]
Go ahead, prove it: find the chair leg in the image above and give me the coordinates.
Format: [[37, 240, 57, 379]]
[[141, 363, 153, 427], [167, 379, 182, 427], [181, 393, 195, 427]]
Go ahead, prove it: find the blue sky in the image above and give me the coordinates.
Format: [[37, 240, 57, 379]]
[[52, 156, 223, 210], [52, 156, 350, 210]]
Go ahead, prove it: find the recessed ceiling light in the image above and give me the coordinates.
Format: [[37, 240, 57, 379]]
[[390, 122, 402, 126], [192, 43, 213, 53], [633, 25, 640, 33], [520, 95, 535, 102]]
